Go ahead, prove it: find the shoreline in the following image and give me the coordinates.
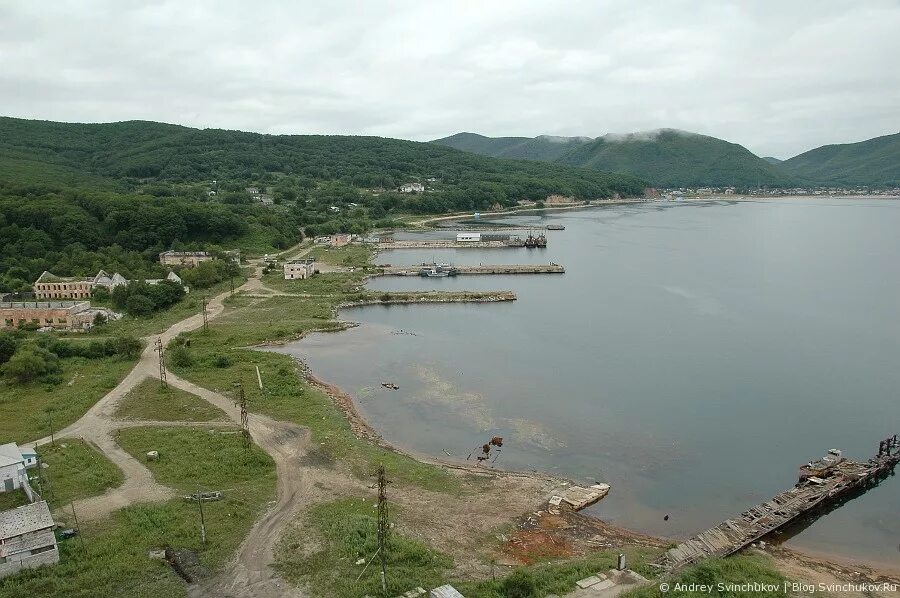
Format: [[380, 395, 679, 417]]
[[274, 318, 900, 579]]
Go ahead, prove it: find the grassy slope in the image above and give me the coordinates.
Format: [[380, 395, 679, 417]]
[[276, 497, 454, 597], [36, 439, 125, 508], [115, 379, 228, 422], [779, 131, 900, 187], [0, 356, 136, 444], [0, 489, 30, 510], [0, 426, 276, 598]]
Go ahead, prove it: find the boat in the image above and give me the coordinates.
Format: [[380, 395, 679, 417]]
[[546, 224, 565, 230], [799, 448, 845, 480], [524, 233, 547, 248], [381, 382, 399, 390], [418, 264, 458, 277]]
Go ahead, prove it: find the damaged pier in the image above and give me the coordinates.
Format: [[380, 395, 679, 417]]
[[653, 436, 900, 572]]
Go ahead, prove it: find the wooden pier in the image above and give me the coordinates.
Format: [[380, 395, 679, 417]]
[[378, 264, 565, 276], [653, 436, 899, 572]]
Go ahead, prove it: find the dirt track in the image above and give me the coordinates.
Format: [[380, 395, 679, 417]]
[[26, 258, 314, 596]]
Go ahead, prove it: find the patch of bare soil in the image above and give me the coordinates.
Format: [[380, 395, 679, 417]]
[[767, 546, 900, 598]]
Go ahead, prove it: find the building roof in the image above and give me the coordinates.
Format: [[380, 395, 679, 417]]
[[159, 250, 211, 257], [0, 501, 55, 539], [1, 301, 90, 311], [0, 443, 24, 468]]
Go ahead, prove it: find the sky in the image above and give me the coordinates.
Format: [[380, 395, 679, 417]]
[[2, 1, 899, 158]]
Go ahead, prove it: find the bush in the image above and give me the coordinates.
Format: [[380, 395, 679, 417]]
[[125, 294, 154, 316], [2, 345, 61, 383], [92, 286, 110, 303], [167, 345, 194, 368], [0, 331, 17, 364], [501, 570, 537, 598], [212, 354, 231, 368]]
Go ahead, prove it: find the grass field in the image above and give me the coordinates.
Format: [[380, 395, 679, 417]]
[[275, 497, 454, 597], [115, 379, 228, 422], [102, 273, 248, 338], [0, 356, 135, 444], [0, 426, 276, 598], [168, 292, 459, 492], [36, 439, 125, 508]]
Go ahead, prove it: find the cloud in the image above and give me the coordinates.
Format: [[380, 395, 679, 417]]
[[0, 0, 898, 158]]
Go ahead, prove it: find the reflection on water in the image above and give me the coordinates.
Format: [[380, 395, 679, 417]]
[[267, 199, 900, 568]]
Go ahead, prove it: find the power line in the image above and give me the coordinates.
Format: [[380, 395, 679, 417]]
[[233, 382, 250, 449], [377, 465, 389, 594], [155, 338, 167, 388]]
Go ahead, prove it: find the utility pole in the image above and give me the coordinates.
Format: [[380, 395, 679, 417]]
[[46, 408, 55, 446], [230, 276, 235, 296], [196, 487, 207, 544], [377, 465, 389, 594], [155, 338, 167, 388], [201, 296, 209, 332], [71, 502, 85, 550], [233, 382, 250, 449]]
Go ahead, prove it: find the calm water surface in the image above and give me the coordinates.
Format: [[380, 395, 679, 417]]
[[268, 199, 900, 567]]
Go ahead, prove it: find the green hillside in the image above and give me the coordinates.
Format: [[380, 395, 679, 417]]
[[433, 129, 796, 188], [433, 132, 593, 161], [0, 117, 647, 292], [557, 129, 797, 188], [778, 132, 900, 187]]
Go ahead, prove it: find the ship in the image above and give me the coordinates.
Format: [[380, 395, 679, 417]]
[[546, 224, 565, 230], [799, 448, 845, 480], [419, 264, 458, 277], [524, 232, 547, 248]]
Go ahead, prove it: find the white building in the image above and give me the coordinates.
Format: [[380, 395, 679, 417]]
[[0, 501, 59, 579], [0, 443, 29, 493], [399, 182, 425, 193], [283, 259, 316, 280], [456, 232, 481, 243]]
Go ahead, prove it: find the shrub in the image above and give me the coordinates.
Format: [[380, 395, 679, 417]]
[[125, 294, 154, 316], [167, 345, 194, 368], [212, 354, 231, 368], [2, 345, 61, 383], [501, 570, 537, 598], [0, 331, 17, 364]]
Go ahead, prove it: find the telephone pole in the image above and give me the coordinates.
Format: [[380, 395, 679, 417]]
[[201, 296, 209, 332], [377, 465, 389, 594], [47, 408, 55, 446], [155, 338, 167, 388], [233, 382, 250, 449], [196, 486, 207, 544]]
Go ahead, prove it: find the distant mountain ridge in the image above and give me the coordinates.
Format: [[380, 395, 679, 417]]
[[434, 129, 795, 188], [779, 132, 900, 187]]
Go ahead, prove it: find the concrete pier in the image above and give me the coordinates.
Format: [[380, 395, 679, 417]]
[[378, 264, 565, 276]]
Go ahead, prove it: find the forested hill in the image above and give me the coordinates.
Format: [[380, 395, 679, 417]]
[[0, 117, 647, 293], [433, 132, 594, 162], [778, 132, 900, 187], [435, 129, 796, 188], [0, 117, 646, 202]]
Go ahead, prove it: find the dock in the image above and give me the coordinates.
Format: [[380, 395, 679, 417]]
[[653, 436, 899, 572], [378, 264, 565, 276], [376, 239, 526, 249]]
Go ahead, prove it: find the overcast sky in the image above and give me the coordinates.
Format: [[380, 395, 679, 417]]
[[2, 1, 898, 158]]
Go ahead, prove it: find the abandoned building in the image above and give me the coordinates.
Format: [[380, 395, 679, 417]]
[[0, 301, 120, 331], [33, 270, 128, 300], [158, 250, 213, 268], [0, 501, 59, 579], [0, 443, 30, 494], [283, 259, 316, 280], [330, 233, 351, 247]]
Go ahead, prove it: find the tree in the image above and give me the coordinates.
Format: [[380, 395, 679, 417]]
[[0, 331, 17, 364], [2, 346, 60, 383], [125, 293, 154, 316]]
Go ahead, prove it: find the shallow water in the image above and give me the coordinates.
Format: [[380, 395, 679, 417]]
[[268, 199, 900, 568]]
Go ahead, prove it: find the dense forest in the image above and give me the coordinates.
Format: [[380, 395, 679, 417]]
[[779, 132, 900, 187], [0, 117, 648, 292], [435, 130, 798, 188]]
